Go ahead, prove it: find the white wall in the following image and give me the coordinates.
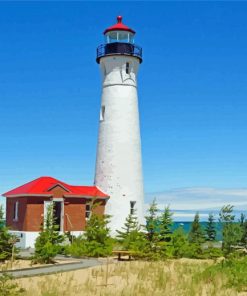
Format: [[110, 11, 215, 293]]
[[95, 55, 144, 233], [9, 231, 39, 249]]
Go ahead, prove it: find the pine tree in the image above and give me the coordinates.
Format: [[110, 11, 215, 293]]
[[171, 226, 189, 258], [0, 204, 18, 262], [145, 199, 160, 251], [219, 205, 242, 254], [239, 213, 247, 247], [83, 211, 113, 257], [34, 203, 64, 263], [205, 213, 216, 241], [116, 210, 142, 250], [0, 227, 16, 261], [240, 213, 246, 226], [159, 206, 173, 242], [188, 212, 205, 244], [0, 204, 4, 230], [0, 204, 4, 222], [241, 221, 247, 248]]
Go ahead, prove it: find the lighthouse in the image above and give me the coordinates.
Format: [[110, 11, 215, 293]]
[[95, 16, 144, 233]]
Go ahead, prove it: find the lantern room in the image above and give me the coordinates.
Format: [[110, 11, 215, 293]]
[[96, 16, 142, 63], [104, 16, 135, 44]]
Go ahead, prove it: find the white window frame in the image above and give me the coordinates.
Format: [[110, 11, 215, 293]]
[[85, 203, 91, 220], [13, 201, 19, 221]]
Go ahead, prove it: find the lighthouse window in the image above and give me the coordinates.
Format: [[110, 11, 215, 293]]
[[108, 31, 118, 43], [130, 201, 136, 215], [85, 204, 91, 219], [118, 31, 129, 43], [100, 105, 105, 121], [126, 62, 130, 74]]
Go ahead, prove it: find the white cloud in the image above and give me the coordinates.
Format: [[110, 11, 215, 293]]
[[145, 187, 247, 211]]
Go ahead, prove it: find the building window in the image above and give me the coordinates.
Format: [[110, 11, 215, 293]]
[[13, 201, 19, 221], [85, 204, 91, 219], [130, 201, 136, 215], [126, 62, 130, 74], [100, 105, 105, 121]]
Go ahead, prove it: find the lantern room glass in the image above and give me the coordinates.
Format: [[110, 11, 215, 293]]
[[105, 31, 134, 44]]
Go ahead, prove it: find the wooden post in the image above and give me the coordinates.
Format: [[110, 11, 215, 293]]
[[105, 256, 109, 286], [8, 236, 18, 269], [11, 244, 15, 268]]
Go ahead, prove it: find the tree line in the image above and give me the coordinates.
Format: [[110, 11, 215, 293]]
[[1, 201, 247, 263]]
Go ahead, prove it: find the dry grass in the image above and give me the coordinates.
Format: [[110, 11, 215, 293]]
[[16, 259, 246, 296]]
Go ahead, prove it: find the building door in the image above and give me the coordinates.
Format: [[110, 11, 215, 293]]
[[44, 200, 64, 232], [53, 201, 62, 231], [44, 200, 52, 228]]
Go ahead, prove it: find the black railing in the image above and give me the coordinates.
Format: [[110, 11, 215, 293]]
[[96, 42, 142, 63]]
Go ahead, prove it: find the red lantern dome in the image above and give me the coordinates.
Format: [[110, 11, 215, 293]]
[[104, 16, 135, 35]]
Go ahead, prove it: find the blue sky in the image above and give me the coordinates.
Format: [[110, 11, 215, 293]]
[[1, 2, 247, 212]]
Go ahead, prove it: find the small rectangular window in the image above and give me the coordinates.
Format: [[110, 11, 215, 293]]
[[13, 201, 19, 221], [130, 201, 136, 215], [100, 105, 105, 121], [126, 62, 130, 74], [85, 204, 91, 219]]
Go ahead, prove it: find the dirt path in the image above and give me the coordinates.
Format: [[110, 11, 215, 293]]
[[0, 258, 102, 278]]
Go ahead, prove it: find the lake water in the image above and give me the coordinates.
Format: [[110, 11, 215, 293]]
[[173, 221, 222, 240]]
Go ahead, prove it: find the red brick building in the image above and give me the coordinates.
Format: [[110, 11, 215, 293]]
[[2, 176, 109, 248]]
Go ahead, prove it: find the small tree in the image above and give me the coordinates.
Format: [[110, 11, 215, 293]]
[[0, 204, 4, 222], [145, 199, 160, 251], [0, 227, 17, 262], [158, 206, 174, 258], [34, 203, 64, 263], [240, 213, 246, 226], [219, 205, 242, 255], [116, 210, 142, 250], [66, 203, 113, 258], [0, 205, 18, 262], [83, 210, 113, 257], [240, 214, 247, 248], [171, 226, 189, 258], [159, 206, 173, 241], [188, 212, 205, 244], [0, 273, 25, 295], [205, 213, 217, 241]]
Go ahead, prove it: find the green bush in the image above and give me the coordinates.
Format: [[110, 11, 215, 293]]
[[0, 227, 19, 262], [201, 246, 223, 260], [170, 227, 190, 258], [201, 255, 247, 292], [65, 235, 87, 257], [0, 273, 25, 296]]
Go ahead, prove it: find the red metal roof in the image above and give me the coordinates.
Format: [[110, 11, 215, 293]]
[[104, 16, 135, 35], [3, 176, 108, 198]]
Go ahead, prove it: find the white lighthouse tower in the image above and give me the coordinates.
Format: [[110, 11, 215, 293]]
[[95, 16, 144, 233]]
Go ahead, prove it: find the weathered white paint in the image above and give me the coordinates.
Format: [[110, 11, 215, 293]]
[[95, 55, 144, 233], [9, 231, 39, 249], [70, 231, 84, 237], [9, 230, 84, 249]]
